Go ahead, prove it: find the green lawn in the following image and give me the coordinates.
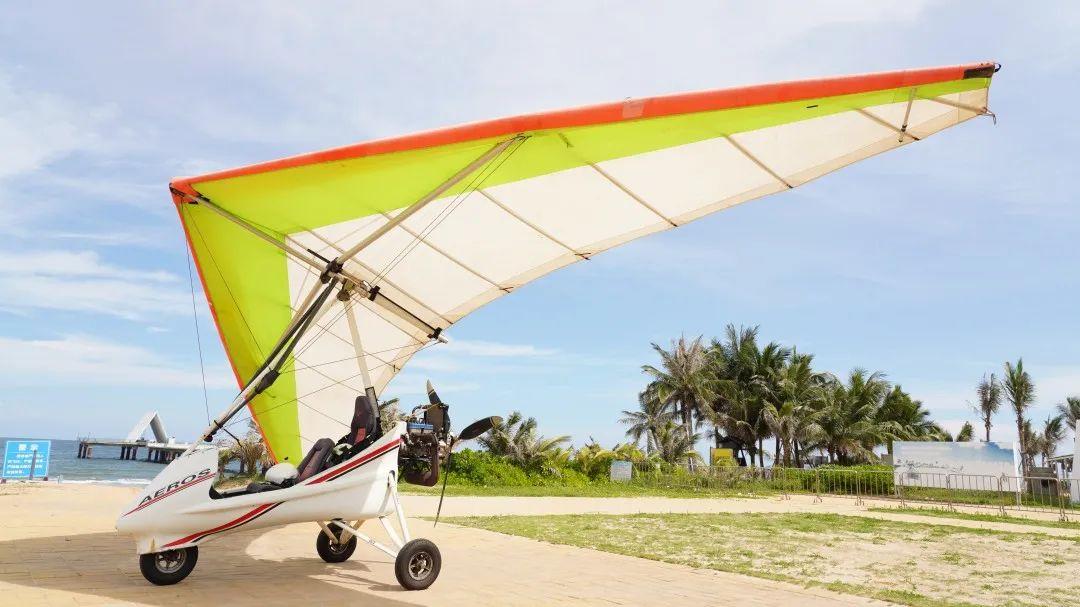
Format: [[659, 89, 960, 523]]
[[869, 506, 1080, 531], [444, 512, 1080, 607], [400, 482, 772, 499]]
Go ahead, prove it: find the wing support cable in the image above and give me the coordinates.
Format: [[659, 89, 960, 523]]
[[332, 135, 525, 267], [185, 275, 341, 452], [172, 189, 443, 340]]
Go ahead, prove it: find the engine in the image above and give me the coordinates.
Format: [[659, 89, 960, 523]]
[[397, 401, 450, 486]]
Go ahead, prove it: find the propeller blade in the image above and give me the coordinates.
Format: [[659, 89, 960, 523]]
[[426, 379, 443, 406], [433, 438, 454, 526], [458, 416, 501, 441]]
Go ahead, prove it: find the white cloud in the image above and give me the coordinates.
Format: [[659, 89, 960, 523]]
[[0, 334, 233, 389], [0, 74, 111, 182], [443, 339, 559, 358], [386, 378, 480, 397], [0, 249, 189, 320]]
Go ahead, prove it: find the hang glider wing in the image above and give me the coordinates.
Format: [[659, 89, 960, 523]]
[[171, 62, 998, 462]]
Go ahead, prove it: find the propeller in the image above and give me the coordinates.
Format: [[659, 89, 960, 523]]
[[426, 379, 442, 405], [458, 416, 500, 441], [434, 412, 502, 526]]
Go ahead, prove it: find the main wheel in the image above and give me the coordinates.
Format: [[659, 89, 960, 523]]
[[394, 538, 441, 590], [139, 547, 198, 585], [316, 528, 357, 563]]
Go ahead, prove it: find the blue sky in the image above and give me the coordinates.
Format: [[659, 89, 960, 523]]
[[1, 2, 1077, 456]]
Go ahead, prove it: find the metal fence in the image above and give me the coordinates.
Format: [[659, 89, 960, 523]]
[[628, 463, 1079, 520]]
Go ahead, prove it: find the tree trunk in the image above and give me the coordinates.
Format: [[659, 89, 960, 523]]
[[984, 420, 991, 443], [1015, 415, 1027, 477], [794, 441, 801, 467], [681, 403, 696, 470], [757, 437, 765, 467], [773, 435, 781, 468]]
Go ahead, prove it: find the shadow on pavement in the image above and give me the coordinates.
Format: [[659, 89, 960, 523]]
[[0, 527, 423, 606]]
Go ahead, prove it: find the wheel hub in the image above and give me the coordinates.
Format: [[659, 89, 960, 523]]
[[155, 550, 186, 574], [407, 551, 433, 581]]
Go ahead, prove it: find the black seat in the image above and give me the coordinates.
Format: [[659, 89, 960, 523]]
[[340, 394, 380, 455], [291, 395, 379, 482], [296, 438, 335, 482]]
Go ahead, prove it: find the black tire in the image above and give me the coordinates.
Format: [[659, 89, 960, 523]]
[[139, 547, 198, 586], [395, 538, 441, 590], [316, 528, 357, 563]]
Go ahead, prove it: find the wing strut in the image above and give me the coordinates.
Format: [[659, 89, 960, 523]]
[[332, 134, 525, 267]]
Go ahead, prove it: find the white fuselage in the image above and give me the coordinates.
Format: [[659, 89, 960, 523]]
[[116, 423, 404, 554]]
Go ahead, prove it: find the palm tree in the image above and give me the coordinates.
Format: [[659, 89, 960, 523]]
[[574, 439, 615, 478], [642, 336, 715, 464], [619, 391, 672, 455], [651, 420, 704, 466], [477, 411, 571, 471], [1056, 397, 1080, 433], [762, 401, 797, 467], [708, 325, 791, 467], [377, 397, 402, 433], [778, 353, 830, 467], [811, 369, 891, 464], [1001, 358, 1036, 474], [1037, 415, 1066, 465], [877, 386, 945, 453], [956, 422, 975, 442], [974, 373, 1002, 442], [218, 430, 270, 475]]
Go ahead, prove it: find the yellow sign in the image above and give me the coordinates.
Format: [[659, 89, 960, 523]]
[[711, 448, 735, 467]]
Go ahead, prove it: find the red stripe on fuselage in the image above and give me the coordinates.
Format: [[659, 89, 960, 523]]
[[306, 439, 401, 485], [124, 474, 215, 516], [163, 502, 277, 548]]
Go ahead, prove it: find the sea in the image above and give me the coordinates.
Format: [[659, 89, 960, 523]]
[[1, 437, 165, 486]]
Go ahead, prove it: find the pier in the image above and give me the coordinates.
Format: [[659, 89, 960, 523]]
[[76, 411, 192, 464]]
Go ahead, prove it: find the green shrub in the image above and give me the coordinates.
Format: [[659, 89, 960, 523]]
[[439, 449, 592, 487]]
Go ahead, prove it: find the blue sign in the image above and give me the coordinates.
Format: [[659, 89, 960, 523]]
[[3, 440, 51, 479]]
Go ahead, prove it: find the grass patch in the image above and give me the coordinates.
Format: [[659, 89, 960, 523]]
[[400, 482, 770, 499], [869, 506, 1080, 531], [445, 512, 1079, 607]]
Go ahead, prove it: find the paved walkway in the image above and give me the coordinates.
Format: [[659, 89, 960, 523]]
[[0, 484, 896, 606]]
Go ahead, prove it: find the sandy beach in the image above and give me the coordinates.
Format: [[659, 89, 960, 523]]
[[0, 483, 909, 606]]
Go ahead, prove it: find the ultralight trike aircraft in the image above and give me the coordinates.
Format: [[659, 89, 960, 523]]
[[116, 61, 999, 590]]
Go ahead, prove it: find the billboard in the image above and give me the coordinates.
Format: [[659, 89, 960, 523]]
[[893, 441, 1021, 492], [3, 440, 52, 480]]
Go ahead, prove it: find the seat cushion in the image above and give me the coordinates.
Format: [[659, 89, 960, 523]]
[[296, 438, 335, 482]]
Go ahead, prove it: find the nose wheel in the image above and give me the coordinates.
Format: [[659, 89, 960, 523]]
[[139, 546, 198, 585], [316, 526, 358, 563], [395, 538, 441, 590]]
